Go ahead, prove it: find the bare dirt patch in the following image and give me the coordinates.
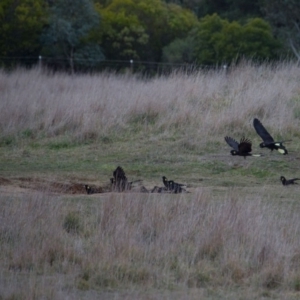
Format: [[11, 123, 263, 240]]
[[0, 176, 94, 195], [0, 176, 188, 196], [0, 177, 11, 185]]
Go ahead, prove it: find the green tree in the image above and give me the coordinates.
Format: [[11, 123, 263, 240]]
[[239, 18, 281, 59], [0, 0, 47, 66], [162, 36, 195, 64], [41, 0, 104, 72], [263, 0, 300, 61], [94, 3, 149, 61], [192, 14, 281, 65], [95, 0, 198, 62], [164, 0, 264, 20], [192, 14, 227, 65]]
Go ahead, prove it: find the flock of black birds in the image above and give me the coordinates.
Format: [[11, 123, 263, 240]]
[[225, 118, 288, 158], [84, 118, 298, 194], [85, 166, 187, 195], [225, 118, 298, 186]]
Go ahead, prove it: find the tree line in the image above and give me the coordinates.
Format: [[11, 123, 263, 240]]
[[0, 0, 299, 72]]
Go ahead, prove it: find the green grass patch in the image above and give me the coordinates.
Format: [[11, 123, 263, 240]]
[[129, 111, 159, 126], [48, 140, 76, 150], [201, 161, 229, 175], [63, 211, 82, 234], [21, 128, 35, 139], [0, 135, 15, 147]]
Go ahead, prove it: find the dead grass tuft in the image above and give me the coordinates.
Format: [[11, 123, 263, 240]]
[[1, 189, 300, 297]]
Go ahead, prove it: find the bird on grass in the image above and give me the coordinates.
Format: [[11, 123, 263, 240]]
[[85, 185, 101, 195], [224, 136, 261, 158], [162, 176, 172, 190], [280, 176, 300, 186], [111, 166, 142, 192], [151, 186, 169, 193], [162, 176, 186, 193], [111, 166, 131, 192], [168, 180, 185, 194], [253, 118, 288, 155]]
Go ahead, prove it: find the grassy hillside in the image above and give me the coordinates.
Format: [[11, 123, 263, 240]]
[[1, 62, 300, 299]]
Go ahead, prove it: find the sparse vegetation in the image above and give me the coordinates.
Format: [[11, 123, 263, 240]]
[[1, 191, 300, 299], [1, 62, 300, 298]]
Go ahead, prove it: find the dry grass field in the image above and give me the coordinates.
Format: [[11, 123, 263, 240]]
[[1, 62, 300, 299]]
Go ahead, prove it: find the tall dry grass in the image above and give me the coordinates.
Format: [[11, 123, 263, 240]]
[[1, 190, 300, 298], [1, 61, 300, 144]]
